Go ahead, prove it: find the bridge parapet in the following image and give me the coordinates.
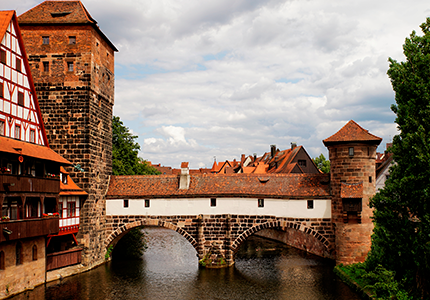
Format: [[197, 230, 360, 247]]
[[105, 214, 335, 267]]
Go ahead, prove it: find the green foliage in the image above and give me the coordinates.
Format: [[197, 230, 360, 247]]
[[105, 244, 113, 260], [367, 18, 430, 299], [337, 263, 412, 300], [112, 227, 148, 260], [112, 116, 160, 175], [313, 153, 330, 173]]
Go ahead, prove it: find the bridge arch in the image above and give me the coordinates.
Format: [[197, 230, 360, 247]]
[[230, 220, 334, 259], [105, 219, 199, 254]]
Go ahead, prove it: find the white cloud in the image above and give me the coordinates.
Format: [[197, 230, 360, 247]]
[[10, 0, 430, 168]]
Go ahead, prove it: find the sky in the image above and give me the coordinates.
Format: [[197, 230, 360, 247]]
[[4, 0, 430, 168]]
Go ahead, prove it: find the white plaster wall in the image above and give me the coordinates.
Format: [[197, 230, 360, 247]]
[[106, 198, 331, 219]]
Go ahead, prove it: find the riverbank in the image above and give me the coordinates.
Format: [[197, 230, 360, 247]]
[[334, 266, 374, 300]]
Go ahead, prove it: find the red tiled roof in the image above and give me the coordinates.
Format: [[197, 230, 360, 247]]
[[340, 182, 363, 198], [106, 173, 330, 199], [59, 167, 87, 196], [323, 120, 382, 146], [18, 1, 117, 51], [0, 11, 14, 40], [0, 136, 71, 165]]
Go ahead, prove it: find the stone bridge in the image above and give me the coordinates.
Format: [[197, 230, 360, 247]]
[[105, 214, 334, 267]]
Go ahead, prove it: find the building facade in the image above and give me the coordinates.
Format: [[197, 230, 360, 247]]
[[0, 10, 71, 298], [18, 0, 117, 267]]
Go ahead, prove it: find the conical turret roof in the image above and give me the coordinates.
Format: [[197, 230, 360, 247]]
[[323, 120, 382, 146]]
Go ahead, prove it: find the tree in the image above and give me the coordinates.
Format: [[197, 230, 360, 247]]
[[367, 18, 430, 298], [112, 116, 159, 175], [313, 154, 330, 173]]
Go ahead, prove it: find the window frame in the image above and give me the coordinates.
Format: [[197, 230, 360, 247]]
[[0, 119, 4, 136], [30, 129, 35, 143], [307, 200, 314, 209], [43, 61, 49, 72], [210, 198, 216, 207], [16, 57, 21, 72], [69, 36, 76, 45], [18, 91, 24, 106], [123, 199, 129, 208], [42, 36, 49, 45], [0, 49, 6, 64], [15, 124, 21, 139], [67, 61, 74, 72]]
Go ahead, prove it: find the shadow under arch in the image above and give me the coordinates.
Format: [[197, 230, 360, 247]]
[[230, 220, 334, 259], [105, 219, 199, 254]]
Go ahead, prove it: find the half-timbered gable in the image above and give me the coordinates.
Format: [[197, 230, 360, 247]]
[[0, 11, 47, 146]]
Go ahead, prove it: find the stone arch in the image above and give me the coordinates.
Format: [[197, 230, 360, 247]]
[[230, 220, 334, 259], [105, 219, 199, 254]]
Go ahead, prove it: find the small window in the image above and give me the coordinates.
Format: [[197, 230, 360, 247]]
[[258, 198, 264, 208], [144, 199, 150, 208], [349, 147, 354, 156], [67, 62, 73, 72], [0, 120, 4, 136], [210, 198, 216, 207], [0, 82, 3, 98], [32, 245, 37, 261], [369, 176, 372, 183], [298, 160, 307, 167], [42, 36, 49, 45], [59, 203, 63, 218], [30, 129, 35, 143], [62, 173, 68, 184], [67, 202, 76, 217], [123, 199, 129, 208], [15, 125, 20, 139], [69, 36, 76, 45], [307, 200, 314, 209], [18, 91, 24, 106], [0, 250, 4, 269], [0, 49, 6, 64], [16, 242, 22, 265], [16, 58, 21, 72], [43, 61, 49, 72]]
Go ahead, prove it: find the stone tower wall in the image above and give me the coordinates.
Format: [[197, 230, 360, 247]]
[[19, 24, 114, 267], [328, 143, 377, 265]]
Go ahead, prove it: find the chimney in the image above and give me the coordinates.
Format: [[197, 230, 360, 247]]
[[291, 142, 297, 150], [179, 162, 190, 189], [270, 145, 276, 158], [241, 154, 245, 165]]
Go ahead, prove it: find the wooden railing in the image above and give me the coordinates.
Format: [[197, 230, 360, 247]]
[[0, 174, 59, 193], [0, 217, 59, 242], [46, 248, 82, 271]]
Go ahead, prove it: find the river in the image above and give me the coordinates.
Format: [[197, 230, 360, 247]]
[[13, 227, 361, 300]]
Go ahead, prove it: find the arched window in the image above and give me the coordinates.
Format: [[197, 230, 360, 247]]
[[16, 242, 22, 265], [32, 245, 37, 261], [0, 251, 4, 269]]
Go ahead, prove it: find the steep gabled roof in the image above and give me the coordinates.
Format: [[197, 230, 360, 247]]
[[18, 1, 117, 51], [106, 173, 330, 199], [0, 10, 49, 146], [323, 120, 382, 146], [0, 11, 14, 39]]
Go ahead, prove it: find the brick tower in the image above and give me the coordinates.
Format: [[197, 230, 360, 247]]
[[18, 1, 117, 267], [323, 120, 382, 265]]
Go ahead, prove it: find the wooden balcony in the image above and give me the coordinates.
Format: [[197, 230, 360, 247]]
[[0, 174, 60, 194], [46, 248, 82, 271], [0, 217, 59, 242]]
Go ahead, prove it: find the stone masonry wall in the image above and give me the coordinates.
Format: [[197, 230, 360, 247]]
[[19, 24, 115, 267], [105, 214, 335, 265], [328, 143, 377, 264], [0, 237, 45, 299]]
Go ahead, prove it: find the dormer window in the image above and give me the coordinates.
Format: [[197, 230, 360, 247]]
[[349, 147, 354, 156]]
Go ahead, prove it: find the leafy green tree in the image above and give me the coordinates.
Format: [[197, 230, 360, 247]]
[[112, 226, 148, 260], [367, 18, 430, 298], [112, 116, 159, 175], [313, 154, 330, 173]]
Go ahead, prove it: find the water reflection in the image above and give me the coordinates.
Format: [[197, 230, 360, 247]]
[[12, 227, 361, 300]]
